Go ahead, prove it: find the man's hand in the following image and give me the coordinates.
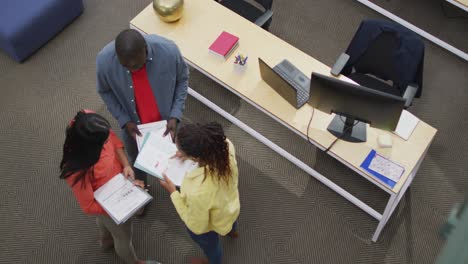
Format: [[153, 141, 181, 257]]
[[125, 121, 141, 140], [122, 166, 135, 180], [164, 118, 178, 142], [159, 173, 177, 194]]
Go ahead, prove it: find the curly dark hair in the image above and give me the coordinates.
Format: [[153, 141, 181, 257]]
[[176, 122, 231, 184]]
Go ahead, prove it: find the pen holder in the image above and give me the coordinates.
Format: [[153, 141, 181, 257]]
[[233, 62, 247, 73], [233, 54, 248, 73]]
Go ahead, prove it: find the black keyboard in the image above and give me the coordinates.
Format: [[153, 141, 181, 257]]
[[280, 59, 297, 73], [274, 67, 310, 106], [297, 87, 310, 106]]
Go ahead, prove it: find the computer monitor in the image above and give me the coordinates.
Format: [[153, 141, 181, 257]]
[[309, 72, 405, 143]]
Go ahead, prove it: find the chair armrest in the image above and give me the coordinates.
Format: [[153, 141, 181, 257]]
[[330, 53, 350, 76], [402, 84, 418, 108], [255, 10, 273, 27]]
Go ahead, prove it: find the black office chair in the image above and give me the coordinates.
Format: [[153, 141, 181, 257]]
[[331, 19, 425, 108], [217, 0, 273, 30]]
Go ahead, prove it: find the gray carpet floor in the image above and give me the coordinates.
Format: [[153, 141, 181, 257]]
[[370, 0, 468, 53], [1, 0, 467, 263]]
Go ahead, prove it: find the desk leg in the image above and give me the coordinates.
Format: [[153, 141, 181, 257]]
[[372, 193, 398, 242], [388, 171, 416, 221], [372, 171, 415, 242], [371, 145, 429, 242]]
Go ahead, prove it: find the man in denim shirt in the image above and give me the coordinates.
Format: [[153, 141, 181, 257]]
[[96, 29, 188, 192]]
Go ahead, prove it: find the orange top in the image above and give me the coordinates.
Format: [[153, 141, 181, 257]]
[[66, 130, 124, 215]]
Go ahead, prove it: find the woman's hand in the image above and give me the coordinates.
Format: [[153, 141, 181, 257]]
[[133, 179, 145, 189], [171, 151, 188, 162], [122, 166, 135, 180], [159, 173, 177, 194]]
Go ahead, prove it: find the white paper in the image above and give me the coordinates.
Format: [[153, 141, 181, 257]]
[[135, 131, 198, 185], [165, 159, 198, 186], [393, 110, 419, 140], [136, 120, 172, 151], [368, 154, 405, 182], [94, 173, 152, 224], [135, 135, 174, 179], [137, 120, 167, 132]]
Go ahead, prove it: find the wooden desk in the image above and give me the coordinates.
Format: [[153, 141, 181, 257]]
[[130, 0, 437, 242]]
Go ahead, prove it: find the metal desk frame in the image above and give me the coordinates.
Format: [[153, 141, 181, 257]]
[[130, 24, 432, 242]]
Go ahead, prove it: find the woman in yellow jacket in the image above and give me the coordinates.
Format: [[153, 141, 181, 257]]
[[159, 122, 240, 264]]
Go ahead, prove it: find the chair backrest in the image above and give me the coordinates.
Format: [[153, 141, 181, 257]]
[[353, 31, 400, 84], [344, 19, 425, 97], [253, 0, 273, 10]]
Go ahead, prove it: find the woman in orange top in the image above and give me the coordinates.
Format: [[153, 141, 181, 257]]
[[59, 110, 159, 264]]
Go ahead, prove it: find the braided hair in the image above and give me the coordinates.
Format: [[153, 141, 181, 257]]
[[176, 122, 231, 183], [60, 111, 111, 187]]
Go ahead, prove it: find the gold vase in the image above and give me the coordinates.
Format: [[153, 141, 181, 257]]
[[153, 0, 184, 23]]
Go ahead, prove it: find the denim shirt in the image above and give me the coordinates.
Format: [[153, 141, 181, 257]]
[[96, 34, 189, 128]]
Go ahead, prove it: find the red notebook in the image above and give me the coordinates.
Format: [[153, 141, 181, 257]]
[[208, 31, 239, 59]]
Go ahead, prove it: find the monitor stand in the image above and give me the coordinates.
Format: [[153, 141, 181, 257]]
[[327, 115, 367, 143]]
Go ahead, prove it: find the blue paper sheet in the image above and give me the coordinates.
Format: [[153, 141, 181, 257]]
[[360, 150, 397, 188]]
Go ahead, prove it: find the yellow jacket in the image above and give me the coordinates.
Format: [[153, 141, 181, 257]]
[[170, 139, 240, 235]]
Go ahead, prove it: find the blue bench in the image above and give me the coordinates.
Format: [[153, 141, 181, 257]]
[[0, 0, 84, 62]]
